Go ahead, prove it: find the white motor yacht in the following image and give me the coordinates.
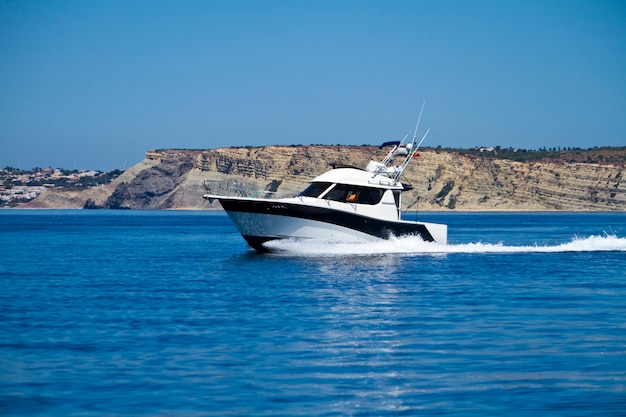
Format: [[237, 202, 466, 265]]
[[204, 120, 448, 253]]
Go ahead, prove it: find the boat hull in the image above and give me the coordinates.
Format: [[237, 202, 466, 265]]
[[215, 197, 444, 252]]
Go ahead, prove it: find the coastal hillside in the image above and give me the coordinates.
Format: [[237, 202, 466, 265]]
[[25, 146, 625, 211]]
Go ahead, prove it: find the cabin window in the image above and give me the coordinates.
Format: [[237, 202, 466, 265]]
[[299, 182, 332, 198], [323, 184, 384, 205]]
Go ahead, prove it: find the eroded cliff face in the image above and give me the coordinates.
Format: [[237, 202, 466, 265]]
[[26, 146, 625, 211], [400, 152, 624, 210]]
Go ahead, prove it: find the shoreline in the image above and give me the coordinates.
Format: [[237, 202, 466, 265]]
[[3, 206, 625, 214]]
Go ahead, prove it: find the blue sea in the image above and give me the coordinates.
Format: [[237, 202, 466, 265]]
[[1, 210, 625, 416]]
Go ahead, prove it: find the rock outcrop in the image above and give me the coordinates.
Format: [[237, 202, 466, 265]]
[[25, 146, 625, 211]]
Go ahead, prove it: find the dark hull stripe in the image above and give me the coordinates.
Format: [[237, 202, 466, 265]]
[[217, 197, 435, 245]]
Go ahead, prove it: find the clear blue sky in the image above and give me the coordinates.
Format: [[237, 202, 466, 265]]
[[1, 0, 625, 171]]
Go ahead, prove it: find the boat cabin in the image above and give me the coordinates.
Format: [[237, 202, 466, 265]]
[[298, 167, 406, 220]]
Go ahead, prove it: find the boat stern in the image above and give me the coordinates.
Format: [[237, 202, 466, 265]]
[[421, 222, 448, 245]]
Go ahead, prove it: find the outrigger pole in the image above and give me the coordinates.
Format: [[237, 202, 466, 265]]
[[393, 101, 429, 183], [380, 132, 410, 166], [393, 128, 429, 183], [373, 101, 430, 184], [413, 101, 426, 144]]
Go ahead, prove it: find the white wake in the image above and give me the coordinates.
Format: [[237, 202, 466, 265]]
[[263, 234, 626, 255]]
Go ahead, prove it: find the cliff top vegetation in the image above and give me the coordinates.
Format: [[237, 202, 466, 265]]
[[437, 146, 626, 165], [160, 145, 626, 166]]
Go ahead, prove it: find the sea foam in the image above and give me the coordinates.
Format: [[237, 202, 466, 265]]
[[264, 234, 626, 256]]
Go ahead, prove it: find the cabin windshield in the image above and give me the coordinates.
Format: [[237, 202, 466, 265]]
[[299, 182, 332, 198], [323, 184, 385, 205]]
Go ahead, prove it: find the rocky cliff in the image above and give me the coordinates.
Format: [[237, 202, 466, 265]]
[[25, 146, 625, 211]]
